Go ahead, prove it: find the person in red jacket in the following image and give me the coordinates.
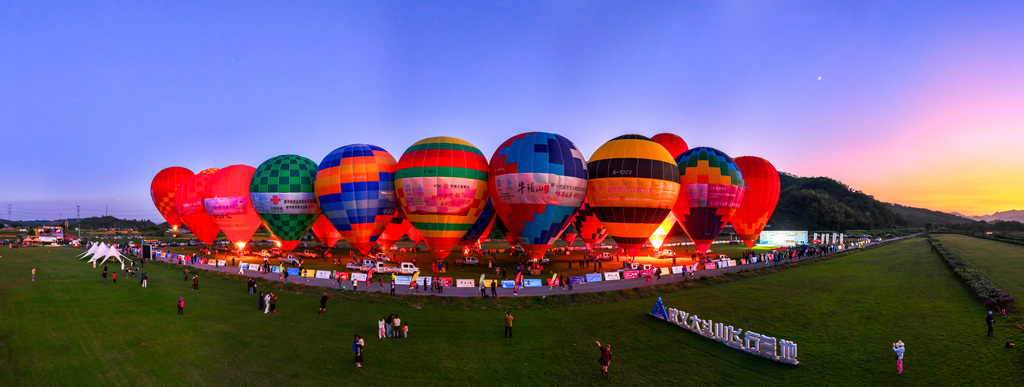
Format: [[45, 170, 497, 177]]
[[177, 297, 185, 315]]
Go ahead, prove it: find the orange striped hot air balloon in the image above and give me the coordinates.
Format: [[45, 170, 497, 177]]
[[586, 134, 680, 256], [395, 137, 490, 260], [315, 144, 399, 256]]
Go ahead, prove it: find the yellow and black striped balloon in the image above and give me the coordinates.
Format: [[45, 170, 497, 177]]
[[586, 134, 680, 256]]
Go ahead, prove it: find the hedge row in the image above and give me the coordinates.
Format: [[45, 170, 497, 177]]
[[928, 237, 1015, 309]]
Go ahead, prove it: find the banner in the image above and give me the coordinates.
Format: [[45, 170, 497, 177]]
[[203, 197, 248, 216], [639, 269, 653, 278], [585, 273, 603, 282], [416, 276, 432, 286], [437, 277, 454, 287], [239, 263, 249, 269], [623, 270, 639, 279], [271, 266, 281, 274], [456, 279, 475, 288], [315, 270, 331, 279], [352, 272, 367, 282], [523, 278, 542, 287], [303, 270, 316, 278], [671, 266, 684, 274], [501, 280, 515, 288], [217, 260, 227, 266], [569, 276, 586, 284], [603, 272, 621, 281], [286, 268, 300, 276], [481, 279, 499, 287], [395, 276, 412, 285], [335, 272, 350, 281], [250, 192, 319, 214]]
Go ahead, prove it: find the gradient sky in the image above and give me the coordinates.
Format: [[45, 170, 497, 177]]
[[2, 1, 1022, 222]]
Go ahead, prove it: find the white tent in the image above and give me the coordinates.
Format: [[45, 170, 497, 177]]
[[78, 242, 102, 260], [88, 244, 134, 267]]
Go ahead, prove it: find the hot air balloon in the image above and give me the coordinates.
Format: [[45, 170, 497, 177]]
[[648, 212, 677, 251], [405, 226, 424, 246], [250, 155, 321, 252], [495, 221, 521, 248], [378, 208, 413, 251], [395, 137, 490, 260], [315, 144, 399, 256], [151, 167, 194, 237], [729, 156, 780, 248], [673, 147, 745, 253], [459, 199, 496, 247], [651, 133, 689, 159], [572, 199, 609, 251], [560, 224, 578, 247], [489, 132, 588, 260], [310, 214, 344, 248], [174, 168, 222, 245], [587, 134, 680, 256], [206, 165, 264, 251]]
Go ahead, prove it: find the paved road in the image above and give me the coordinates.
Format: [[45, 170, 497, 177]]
[[154, 236, 914, 298]]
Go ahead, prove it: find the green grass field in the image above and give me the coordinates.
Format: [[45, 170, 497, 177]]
[[932, 234, 1024, 301], [2, 238, 1022, 385]]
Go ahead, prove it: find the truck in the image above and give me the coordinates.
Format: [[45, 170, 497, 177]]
[[346, 259, 377, 271], [396, 262, 418, 274]]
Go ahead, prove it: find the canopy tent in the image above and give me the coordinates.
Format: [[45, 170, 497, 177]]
[[86, 244, 134, 267], [77, 242, 102, 260]]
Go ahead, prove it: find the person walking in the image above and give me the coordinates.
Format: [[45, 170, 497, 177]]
[[596, 341, 612, 379], [378, 318, 386, 339], [319, 292, 329, 314], [264, 293, 271, 314], [892, 341, 905, 374], [983, 311, 991, 335], [504, 312, 514, 338], [31, 268, 35, 282], [353, 334, 365, 367], [177, 297, 185, 315]]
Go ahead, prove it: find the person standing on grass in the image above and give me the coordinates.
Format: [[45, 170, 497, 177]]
[[892, 341, 905, 374], [270, 293, 277, 313], [31, 268, 35, 282], [987, 311, 995, 336], [102, 268, 108, 284], [393, 315, 401, 338], [353, 334, 364, 367], [264, 293, 271, 314], [184, 268, 189, 281], [112, 272, 117, 284], [504, 312, 514, 338], [385, 314, 394, 337], [390, 280, 396, 296], [596, 341, 612, 379], [491, 279, 497, 297], [258, 292, 265, 311], [178, 297, 185, 315], [141, 272, 148, 288], [402, 323, 408, 338], [378, 318, 385, 339], [319, 293, 328, 314]]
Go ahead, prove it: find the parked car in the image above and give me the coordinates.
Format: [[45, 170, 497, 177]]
[[396, 262, 419, 274], [538, 256, 549, 264], [462, 256, 480, 265], [655, 250, 676, 258]]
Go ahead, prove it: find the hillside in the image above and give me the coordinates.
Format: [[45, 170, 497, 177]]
[[887, 203, 973, 227], [960, 209, 1024, 223], [767, 173, 906, 230]]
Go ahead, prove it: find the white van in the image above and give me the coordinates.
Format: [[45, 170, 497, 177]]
[[396, 262, 418, 274]]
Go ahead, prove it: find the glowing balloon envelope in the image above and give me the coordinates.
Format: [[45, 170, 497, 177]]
[[648, 212, 677, 251], [405, 226, 424, 246], [572, 199, 609, 251], [489, 132, 588, 259], [560, 224, 578, 247], [651, 133, 689, 159], [378, 209, 413, 251], [672, 147, 746, 253], [174, 168, 221, 245], [206, 165, 264, 251], [395, 137, 490, 260], [729, 156, 780, 249], [587, 135, 680, 256], [250, 155, 321, 252], [315, 144, 399, 256], [151, 167, 194, 236], [310, 214, 343, 248]]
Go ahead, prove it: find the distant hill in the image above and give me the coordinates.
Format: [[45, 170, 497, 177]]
[[767, 173, 907, 231], [887, 203, 973, 227], [957, 210, 1024, 223]]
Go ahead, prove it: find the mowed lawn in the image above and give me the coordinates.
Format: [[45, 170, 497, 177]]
[[932, 233, 1024, 301], [1, 238, 1021, 386]]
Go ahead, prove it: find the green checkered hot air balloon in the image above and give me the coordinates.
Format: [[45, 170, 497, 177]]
[[250, 155, 322, 252]]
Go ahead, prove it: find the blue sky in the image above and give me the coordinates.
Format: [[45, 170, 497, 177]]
[[2, 1, 1022, 221]]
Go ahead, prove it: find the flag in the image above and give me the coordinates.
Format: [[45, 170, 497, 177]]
[[513, 271, 523, 292], [549, 273, 558, 289], [366, 268, 373, 283], [410, 271, 420, 289]]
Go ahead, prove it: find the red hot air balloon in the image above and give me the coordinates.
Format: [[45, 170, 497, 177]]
[[560, 224, 578, 247], [151, 167, 194, 237], [405, 226, 424, 246], [378, 209, 413, 251], [310, 214, 344, 249], [174, 168, 222, 245], [729, 156, 781, 249], [572, 199, 609, 251], [651, 133, 689, 159], [205, 165, 263, 251]]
